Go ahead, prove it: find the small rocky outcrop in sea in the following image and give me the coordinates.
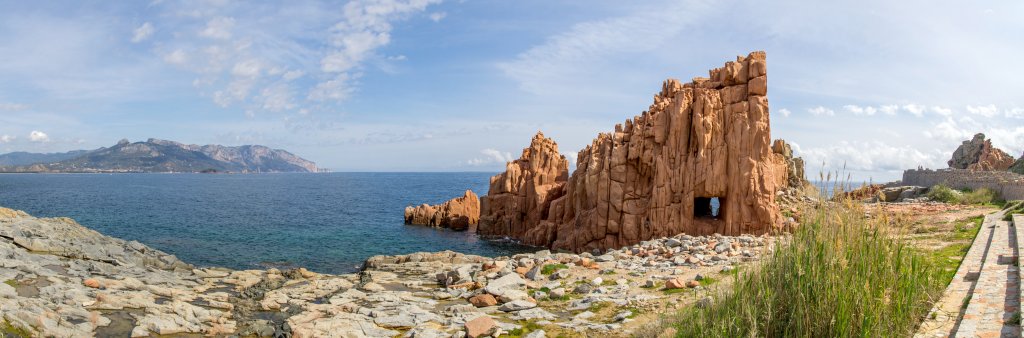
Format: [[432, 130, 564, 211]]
[[947, 133, 1016, 171], [479, 51, 794, 253], [405, 190, 481, 230]]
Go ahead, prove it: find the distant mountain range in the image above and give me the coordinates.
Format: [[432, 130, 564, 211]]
[[0, 138, 317, 173]]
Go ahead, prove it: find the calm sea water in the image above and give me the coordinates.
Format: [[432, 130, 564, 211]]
[[0, 173, 535, 274]]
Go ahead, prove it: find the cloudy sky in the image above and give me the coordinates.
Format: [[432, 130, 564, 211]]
[[0, 0, 1021, 181]]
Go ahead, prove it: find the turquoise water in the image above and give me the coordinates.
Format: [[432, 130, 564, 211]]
[[0, 173, 534, 274]]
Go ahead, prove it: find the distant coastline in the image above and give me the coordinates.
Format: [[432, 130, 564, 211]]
[[0, 138, 318, 174]]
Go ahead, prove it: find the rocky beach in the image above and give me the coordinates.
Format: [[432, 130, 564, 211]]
[[0, 206, 774, 337]]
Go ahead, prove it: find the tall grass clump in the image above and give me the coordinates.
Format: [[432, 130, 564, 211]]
[[663, 191, 947, 337], [959, 188, 1001, 205]]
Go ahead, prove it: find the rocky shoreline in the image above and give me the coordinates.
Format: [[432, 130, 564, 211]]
[[0, 206, 773, 337]]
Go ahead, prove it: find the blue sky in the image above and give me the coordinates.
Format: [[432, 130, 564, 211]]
[[0, 0, 1022, 181]]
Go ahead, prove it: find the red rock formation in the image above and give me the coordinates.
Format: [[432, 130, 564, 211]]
[[479, 51, 789, 252], [949, 133, 1016, 171], [968, 141, 1015, 171], [404, 190, 481, 231], [477, 133, 570, 239], [772, 139, 807, 189]]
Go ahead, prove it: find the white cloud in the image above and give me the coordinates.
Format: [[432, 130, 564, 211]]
[[231, 59, 261, 78], [902, 104, 925, 117], [498, 1, 707, 94], [0, 135, 14, 143], [467, 148, 514, 166], [28, 130, 49, 142], [0, 103, 29, 111], [1007, 108, 1024, 119], [163, 49, 187, 65], [200, 17, 235, 40], [796, 140, 939, 174], [147, 0, 440, 115], [282, 70, 304, 81], [131, 22, 154, 43], [429, 12, 446, 22], [308, 73, 355, 101], [313, 0, 442, 101], [843, 105, 876, 116], [966, 104, 998, 117], [930, 106, 952, 116], [923, 116, 973, 142], [778, 108, 792, 117], [808, 106, 834, 116], [879, 105, 898, 115], [259, 84, 296, 112]]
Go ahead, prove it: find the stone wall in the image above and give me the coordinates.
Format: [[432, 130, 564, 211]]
[[902, 168, 1024, 200]]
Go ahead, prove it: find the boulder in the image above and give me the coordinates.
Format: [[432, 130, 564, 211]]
[[465, 316, 497, 338], [404, 190, 481, 230], [468, 294, 497, 308], [483, 273, 527, 299], [498, 299, 536, 312], [477, 51, 792, 253], [665, 277, 687, 289]]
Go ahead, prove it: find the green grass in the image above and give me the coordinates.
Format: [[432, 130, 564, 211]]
[[2, 279, 16, 288], [540, 263, 568, 275], [506, 321, 544, 338], [699, 277, 719, 286], [654, 197, 949, 337], [662, 287, 689, 295], [1, 319, 31, 338], [920, 215, 984, 283]]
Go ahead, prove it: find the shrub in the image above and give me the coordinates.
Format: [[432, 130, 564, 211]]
[[926, 184, 960, 203]]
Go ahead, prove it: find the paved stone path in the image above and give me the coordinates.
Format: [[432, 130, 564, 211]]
[[918, 210, 1022, 338], [916, 212, 1000, 337], [955, 213, 1020, 337]]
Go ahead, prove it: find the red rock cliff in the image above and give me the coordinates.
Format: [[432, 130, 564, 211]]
[[479, 51, 788, 252]]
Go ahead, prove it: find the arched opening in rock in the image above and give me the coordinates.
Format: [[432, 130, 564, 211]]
[[694, 197, 724, 219]]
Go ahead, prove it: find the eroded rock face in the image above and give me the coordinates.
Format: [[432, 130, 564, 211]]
[[478, 132, 570, 240], [480, 51, 789, 252], [771, 139, 807, 190], [948, 133, 1016, 171], [404, 190, 481, 230]]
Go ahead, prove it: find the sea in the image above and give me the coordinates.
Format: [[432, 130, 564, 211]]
[[0, 172, 536, 274]]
